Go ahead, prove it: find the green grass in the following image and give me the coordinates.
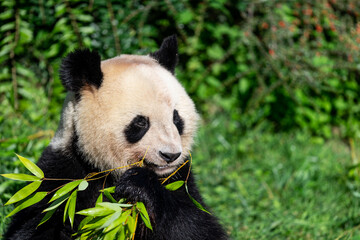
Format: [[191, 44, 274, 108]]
[[193, 119, 360, 239], [1, 117, 360, 239]]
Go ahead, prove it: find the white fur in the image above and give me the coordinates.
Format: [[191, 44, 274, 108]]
[[50, 92, 76, 152], [52, 55, 199, 176]]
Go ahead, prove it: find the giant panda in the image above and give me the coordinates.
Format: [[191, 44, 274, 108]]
[[4, 35, 227, 240]]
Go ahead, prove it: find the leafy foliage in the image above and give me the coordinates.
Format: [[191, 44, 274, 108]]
[[1, 155, 208, 239], [1, 155, 154, 239], [1, 0, 360, 142], [1, 0, 360, 239]]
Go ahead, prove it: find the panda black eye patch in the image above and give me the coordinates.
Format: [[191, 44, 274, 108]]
[[124, 115, 150, 143], [173, 109, 184, 135]]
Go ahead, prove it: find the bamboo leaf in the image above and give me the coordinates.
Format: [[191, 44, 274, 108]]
[[103, 211, 125, 233], [116, 203, 133, 208], [79, 231, 92, 240], [68, 190, 78, 228], [63, 195, 70, 224], [38, 208, 56, 227], [96, 193, 103, 204], [75, 224, 96, 237], [5, 180, 41, 205], [82, 214, 113, 231], [185, 184, 211, 215], [100, 211, 122, 229], [6, 192, 47, 218], [43, 193, 70, 212], [49, 180, 82, 203], [15, 154, 44, 178], [78, 215, 93, 231], [103, 225, 122, 240], [117, 209, 132, 225], [78, 180, 88, 191], [187, 194, 211, 215], [127, 213, 136, 233], [100, 186, 115, 193], [165, 180, 184, 191], [103, 191, 117, 203], [1, 173, 40, 181], [118, 226, 126, 239], [77, 207, 115, 217], [96, 202, 122, 211], [136, 202, 152, 231]]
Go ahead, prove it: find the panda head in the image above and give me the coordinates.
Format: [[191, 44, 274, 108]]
[[51, 36, 199, 177]]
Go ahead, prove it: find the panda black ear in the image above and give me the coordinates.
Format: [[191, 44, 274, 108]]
[[60, 49, 103, 92], [150, 35, 178, 75]]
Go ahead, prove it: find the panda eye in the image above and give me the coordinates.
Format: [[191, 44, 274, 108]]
[[173, 109, 184, 135], [134, 116, 149, 128], [124, 115, 150, 144]]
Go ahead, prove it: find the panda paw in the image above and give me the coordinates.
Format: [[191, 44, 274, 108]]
[[115, 167, 163, 206]]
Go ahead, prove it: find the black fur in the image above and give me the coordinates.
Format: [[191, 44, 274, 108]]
[[5, 135, 227, 239], [173, 109, 184, 135], [115, 166, 227, 240], [150, 35, 178, 74], [124, 115, 150, 144], [60, 49, 103, 92]]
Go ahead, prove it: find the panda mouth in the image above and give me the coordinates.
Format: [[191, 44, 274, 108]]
[[143, 161, 175, 171], [156, 165, 169, 169]]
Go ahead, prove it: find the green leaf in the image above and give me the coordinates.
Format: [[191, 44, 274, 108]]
[[136, 202, 152, 231], [100, 187, 117, 203], [116, 203, 133, 208], [165, 181, 184, 191], [0, 9, 13, 20], [77, 207, 115, 217], [38, 208, 56, 227], [117, 209, 132, 224], [127, 213, 136, 233], [185, 184, 211, 215], [100, 186, 115, 193], [63, 195, 70, 223], [78, 215, 93, 231], [43, 193, 70, 212], [5, 180, 41, 205], [6, 192, 47, 217], [43, 44, 59, 58], [100, 211, 122, 229], [103, 190, 117, 203], [78, 180, 88, 191], [0, 22, 15, 32], [103, 211, 126, 233], [82, 214, 114, 231], [177, 9, 193, 24], [15, 154, 44, 178], [187, 194, 211, 215], [68, 190, 78, 228], [207, 44, 225, 60], [49, 180, 82, 203], [104, 225, 122, 240], [96, 193, 103, 204], [1, 173, 40, 181], [118, 226, 126, 239], [96, 202, 123, 211], [75, 230, 92, 240]]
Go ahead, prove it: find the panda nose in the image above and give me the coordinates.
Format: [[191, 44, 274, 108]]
[[159, 151, 181, 163]]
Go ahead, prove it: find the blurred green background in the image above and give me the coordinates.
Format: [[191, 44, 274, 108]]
[[1, 0, 360, 239]]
